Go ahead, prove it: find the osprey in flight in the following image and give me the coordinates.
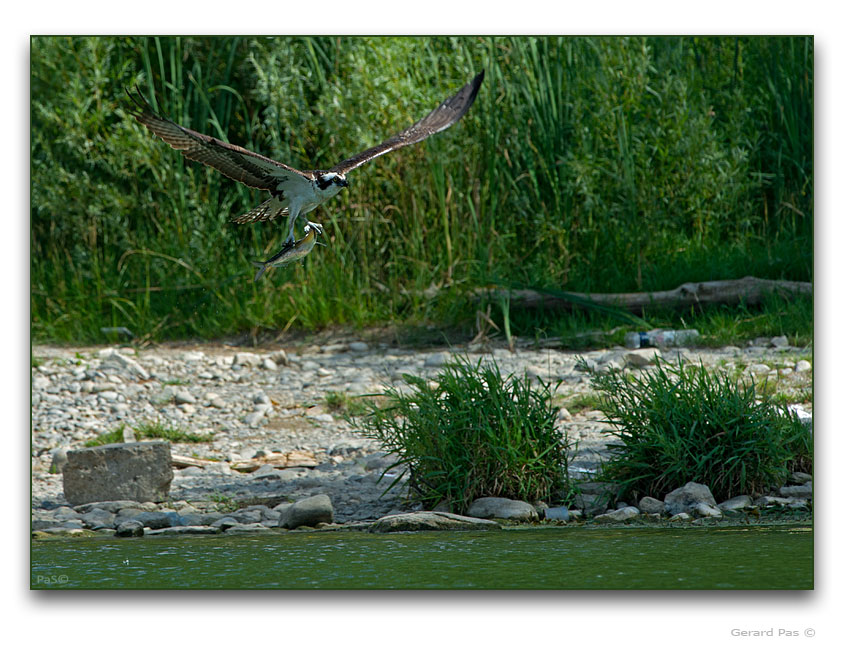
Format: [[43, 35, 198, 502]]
[[127, 70, 485, 259]]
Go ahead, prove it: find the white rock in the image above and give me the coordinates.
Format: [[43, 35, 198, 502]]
[[794, 360, 811, 373], [234, 352, 262, 367], [349, 342, 369, 352]]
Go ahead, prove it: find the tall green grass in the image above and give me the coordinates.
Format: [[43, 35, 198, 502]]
[[352, 356, 572, 512], [586, 357, 812, 502], [31, 36, 812, 343]]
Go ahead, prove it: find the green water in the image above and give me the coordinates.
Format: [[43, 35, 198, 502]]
[[31, 525, 812, 590]]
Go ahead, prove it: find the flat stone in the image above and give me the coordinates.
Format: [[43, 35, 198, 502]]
[[348, 342, 369, 352], [717, 495, 753, 512], [693, 502, 722, 518], [369, 511, 502, 533], [62, 441, 173, 505], [754, 496, 795, 507], [593, 506, 640, 523], [624, 348, 660, 368], [664, 482, 717, 515], [133, 511, 182, 529], [668, 512, 693, 522], [789, 472, 812, 484], [224, 523, 273, 535], [778, 483, 812, 498], [466, 497, 538, 521], [33, 527, 97, 538], [145, 526, 221, 536], [79, 508, 116, 529]]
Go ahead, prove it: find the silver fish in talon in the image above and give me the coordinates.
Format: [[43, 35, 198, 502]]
[[252, 223, 324, 282]]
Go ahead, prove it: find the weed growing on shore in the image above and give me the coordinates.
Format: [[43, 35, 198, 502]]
[[84, 421, 213, 447], [584, 357, 812, 502], [352, 356, 572, 513]]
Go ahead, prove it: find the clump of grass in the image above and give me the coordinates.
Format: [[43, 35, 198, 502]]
[[84, 428, 126, 447], [562, 393, 603, 414], [584, 357, 812, 502], [85, 421, 213, 446], [323, 391, 367, 417], [352, 356, 572, 513]]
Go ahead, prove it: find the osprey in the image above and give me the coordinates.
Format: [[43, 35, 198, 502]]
[[127, 70, 485, 259]]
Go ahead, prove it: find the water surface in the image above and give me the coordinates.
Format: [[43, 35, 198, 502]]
[[31, 525, 812, 590]]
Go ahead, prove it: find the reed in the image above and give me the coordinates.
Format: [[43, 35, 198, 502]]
[[31, 36, 812, 343]]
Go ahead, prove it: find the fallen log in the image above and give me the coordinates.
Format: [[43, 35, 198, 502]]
[[475, 276, 811, 313], [171, 449, 318, 471]]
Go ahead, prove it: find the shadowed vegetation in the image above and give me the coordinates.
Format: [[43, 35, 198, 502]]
[[31, 36, 812, 343]]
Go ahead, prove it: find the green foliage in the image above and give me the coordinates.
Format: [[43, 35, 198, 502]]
[[31, 36, 812, 342], [324, 390, 367, 416], [352, 357, 572, 513], [84, 420, 213, 446], [585, 358, 812, 502]]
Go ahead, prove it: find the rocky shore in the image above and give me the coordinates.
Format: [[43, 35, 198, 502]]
[[31, 334, 813, 537]]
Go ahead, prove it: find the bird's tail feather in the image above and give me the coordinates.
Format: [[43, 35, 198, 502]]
[[251, 261, 269, 282], [232, 196, 289, 224]]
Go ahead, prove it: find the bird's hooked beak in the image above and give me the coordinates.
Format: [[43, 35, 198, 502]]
[[339, 176, 349, 188]]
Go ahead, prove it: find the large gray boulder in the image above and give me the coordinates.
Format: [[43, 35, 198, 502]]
[[663, 482, 717, 516], [467, 497, 538, 521], [369, 511, 502, 533], [62, 441, 173, 506], [278, 494, 334, 529]]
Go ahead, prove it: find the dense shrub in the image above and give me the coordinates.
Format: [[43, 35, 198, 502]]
[[352, 357, 572, 513], [586, 357, 812, 502]]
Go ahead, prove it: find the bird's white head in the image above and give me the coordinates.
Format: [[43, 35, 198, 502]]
[[315, 172, 349, 196]]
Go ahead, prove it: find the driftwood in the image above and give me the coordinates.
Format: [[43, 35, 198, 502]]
[[171, 449, 318, 472], [476, 276, 811, 313]]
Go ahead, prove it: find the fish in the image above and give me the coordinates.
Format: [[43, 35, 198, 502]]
[[252, 223, 324, 282]]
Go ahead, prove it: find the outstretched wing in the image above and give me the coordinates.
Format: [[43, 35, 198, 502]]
[[125, 87, 313, 191], [329, 70, 484, 175]]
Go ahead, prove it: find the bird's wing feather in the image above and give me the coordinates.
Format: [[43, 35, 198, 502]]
[[126, 88, 313, 190], [329, 70, 484, 175]]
